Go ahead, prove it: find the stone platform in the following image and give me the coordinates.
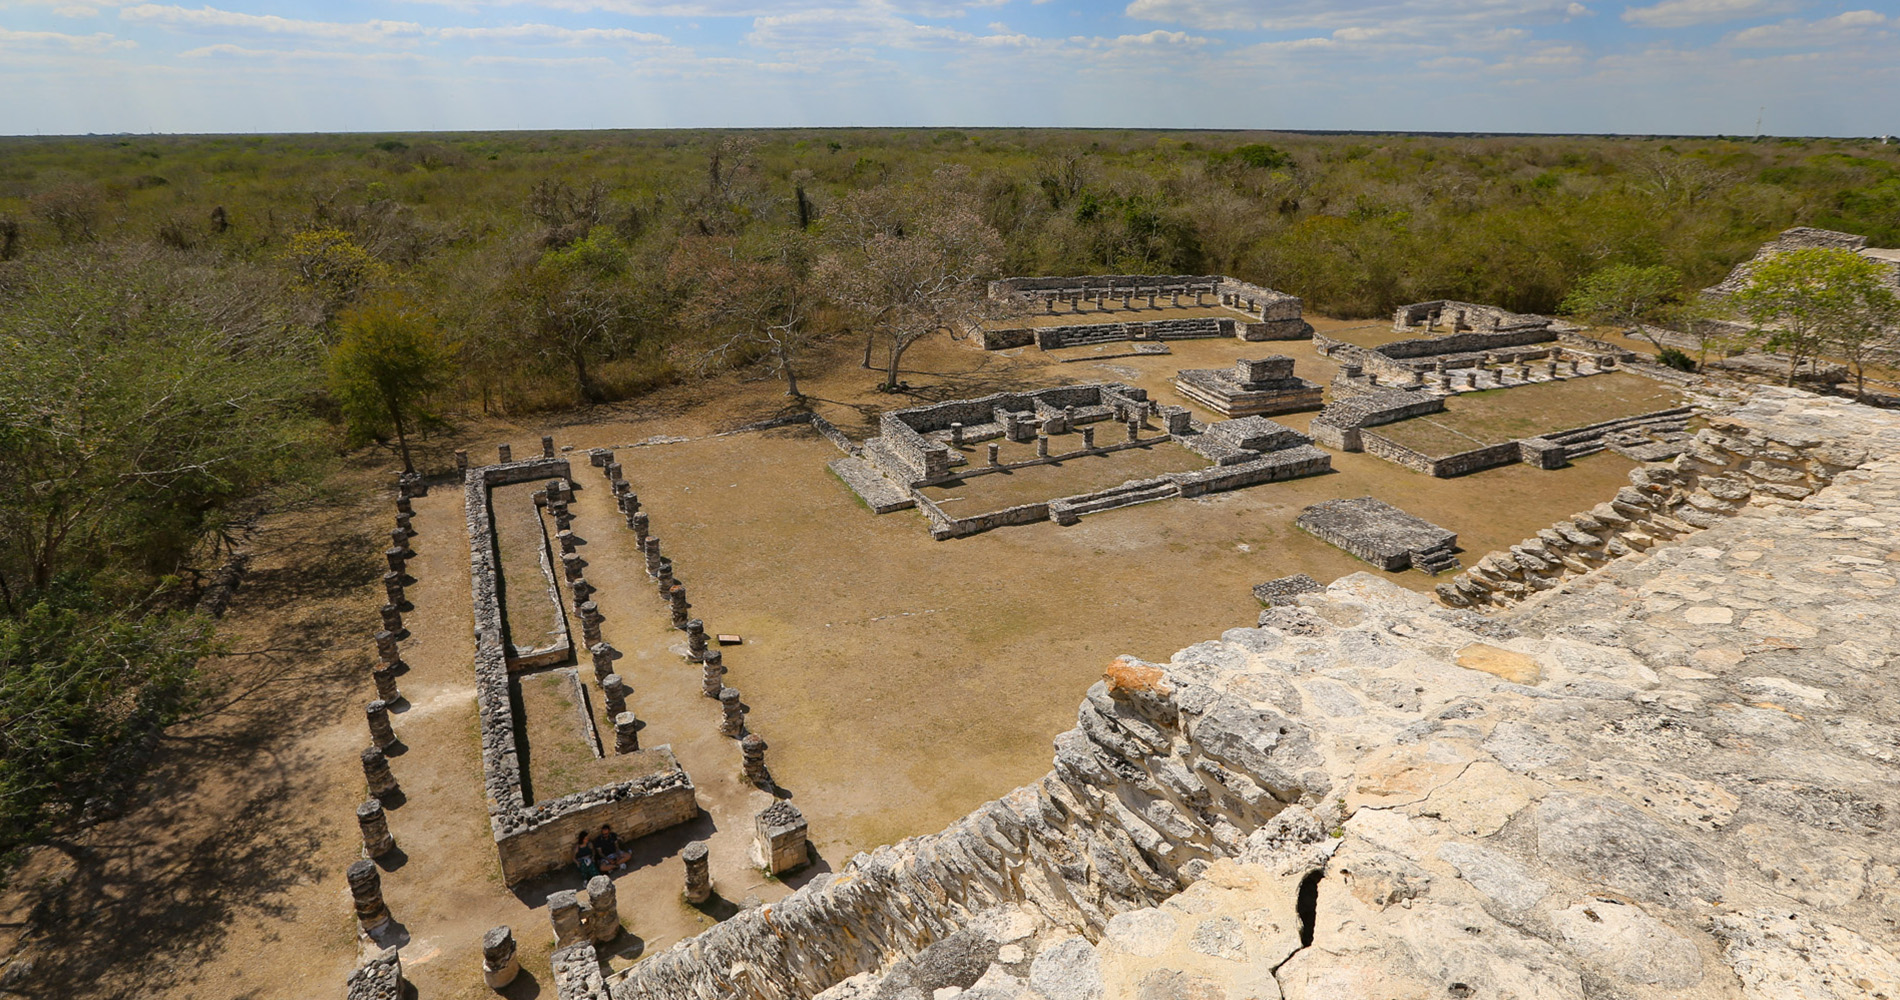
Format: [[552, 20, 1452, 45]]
[[1295, 496, 1460, 574], [1172, 356, 1323, 417]]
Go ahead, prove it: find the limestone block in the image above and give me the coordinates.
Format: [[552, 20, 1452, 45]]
[[752, 800, 809, 875]]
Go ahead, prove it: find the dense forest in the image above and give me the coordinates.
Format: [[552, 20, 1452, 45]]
[[2, 127, 1898, 857]]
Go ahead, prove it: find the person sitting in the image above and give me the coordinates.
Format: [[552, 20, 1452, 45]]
[[573, 831, 600, 879], [593, 824, 631, 873]]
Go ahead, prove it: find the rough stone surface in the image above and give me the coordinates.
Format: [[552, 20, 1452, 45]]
[[599, 386, 1900, 1000]]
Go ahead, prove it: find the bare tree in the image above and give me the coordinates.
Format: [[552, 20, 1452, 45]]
[[815, 176, 1004, 392], [670, 233, 814, 398]]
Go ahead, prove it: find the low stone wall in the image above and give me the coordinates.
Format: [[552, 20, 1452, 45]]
[[914, 492, 1053, 540], [1166, 445, 1331, 495], [1376, 327, 1555, 360], [1355, 430, 1435, 474], [1553, 330, 1638, 359], [989, 273, 1218, 298], [1438, 387, 1876, 608], [1030, 318, 1232, 350], [465, 457, 702, 885]]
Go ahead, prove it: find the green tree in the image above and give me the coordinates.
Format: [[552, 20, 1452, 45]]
[[1559, 263, 1682, 353], [0, 250, 322, 600], [328, 297, 457, 473], [1732, 247, 1897, 386], [283, 228, 387, 315], [0, 601, 219, 849]]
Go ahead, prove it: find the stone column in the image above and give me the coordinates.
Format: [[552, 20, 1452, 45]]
[[1569, 359, 1580, 374], [643, 536, 661, 577], [589, 642, 617, 680], [561, 552, 582, 582], [357, 799, 396, 858], [1036, 434, 1050, 459], [718, 687, 745, 738], [987, 443, 1000, 466], [741, 734, 772, 788], [455, 449, 468, 470], [1466, 371, 1478, 389], [620, 491, 640, 515], [547, 890, 584, 947], [374, 627, 399, 664], [602, 674, 629, 719], [497, 444, 511, 463], [583, 875, 619, 943], [751, 801, 809, 875], [1081, 427, 1096, 451], [668, 585, 691, 628], [348, 858, 391, 934], [685, 619, 708, 661], [579, 601, 601, 647], [382, 571, 405, 608], [606, 462, 623, 483], [384, 547, 406, 575], [482, 926, 520, 989], [541, 435, 555, 458], [614, 712, 639, 754], [1044, 297, 1055, 314], [371, 664, 401, 706], [700, 650, 726, 698], [655, 559, 675, 597], [1547, 361, 1559, 378], [1127, 419, 1140, 442], [394, 510, 413, 537], [366, 700, 397, 750], [557, 530, 576, 555], [949, 422, 964, 446], [571, 577, 593, 603], [1147, 291, 1157, 308], [632, 512, 650, 544], [682, 841, 711, 903], [362, 746, 400, 801], [379, 603, 404, 635]]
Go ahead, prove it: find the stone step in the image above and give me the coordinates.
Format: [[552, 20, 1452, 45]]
[[827, 457, 915, 514], [1049, 481, 1181, 521]]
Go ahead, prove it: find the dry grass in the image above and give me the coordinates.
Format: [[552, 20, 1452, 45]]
[[917, 436, 1207, 512]]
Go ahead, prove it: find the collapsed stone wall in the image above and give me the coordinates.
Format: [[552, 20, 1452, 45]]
[[1438, 388, 1871, 609], [465, 457, 700, 885], [602, 658, 1323, 1000]]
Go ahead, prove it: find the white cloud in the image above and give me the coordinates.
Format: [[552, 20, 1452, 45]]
[[435, 23, 671, 44], [1125, 0, 1587, 33], [0, 26, 134, 49], [177, 42, 425, 60], [1620, 0, 1797, 28], [118, 4, 429, 45], [1726, 10, 1889, 47]]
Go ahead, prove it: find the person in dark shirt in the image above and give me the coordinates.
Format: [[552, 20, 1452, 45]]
[[593, 824, 630, 873]]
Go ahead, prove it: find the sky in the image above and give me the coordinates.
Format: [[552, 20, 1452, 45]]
[[0, 0, 1894, 136]]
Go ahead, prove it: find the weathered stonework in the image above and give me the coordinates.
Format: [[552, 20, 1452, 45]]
[[1296, 496, 1461, 574], [463, 457, 701, 885], [1171, 357, 1324, 418]]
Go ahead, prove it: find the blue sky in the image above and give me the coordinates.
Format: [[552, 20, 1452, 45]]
[[1, 0, 1894, 135]]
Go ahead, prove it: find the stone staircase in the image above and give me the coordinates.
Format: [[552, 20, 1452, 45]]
[[1544, 407, 1694, 461], [1049, 479, 1181, 524], [1409, 540, 1463, 575]]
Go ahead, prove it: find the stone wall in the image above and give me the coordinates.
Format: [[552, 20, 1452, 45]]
[[1438, 387, 1875, 609], [464, 457, 702, 885], [1377, 327, 1557, 360], [1705, 225, 1898, 297], [603, 658, 1320, 1000]]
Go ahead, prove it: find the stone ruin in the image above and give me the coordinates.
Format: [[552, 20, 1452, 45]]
[[332, 388, 1900, 1000], [1295, 496, 1461, 575], [979, 274, 1313, 349], [829, 383, 1331, 538], [1171, 356, 1324, 418], [525, 385, 1900, 1000], [1704, 225, 1900, 298], [1250, 573, 1321, 607], [463, 455, 701, 885], [1391, 299, 1554, 336]]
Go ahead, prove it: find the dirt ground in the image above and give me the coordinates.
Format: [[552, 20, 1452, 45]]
[[0, 312, 1654, 1000]]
